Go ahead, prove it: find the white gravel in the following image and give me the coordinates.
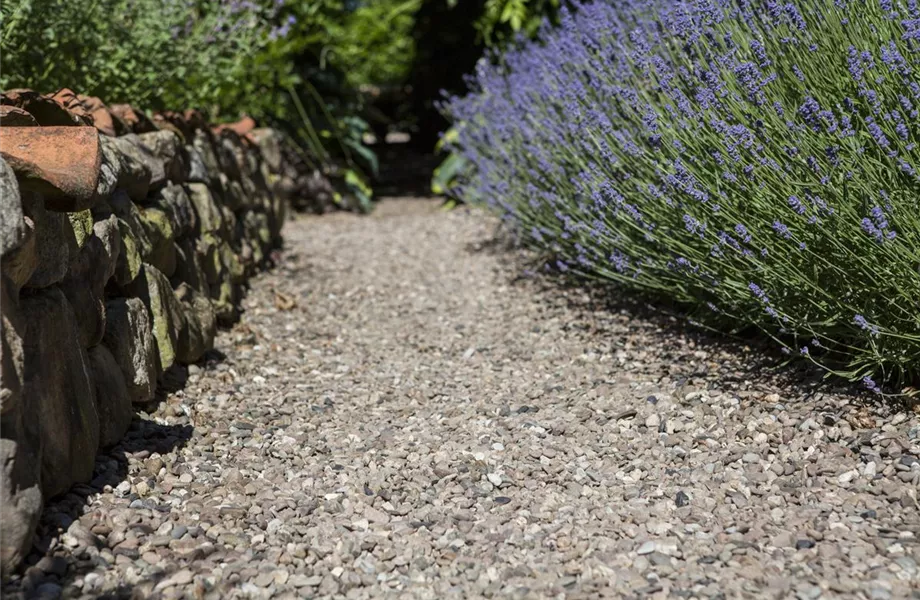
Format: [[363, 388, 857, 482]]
[[7, 198, 920, 599]]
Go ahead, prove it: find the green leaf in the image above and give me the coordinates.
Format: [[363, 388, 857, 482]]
[[431, 150, 468, 196]]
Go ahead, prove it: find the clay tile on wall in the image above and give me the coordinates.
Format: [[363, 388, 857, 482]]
[[228, 116, 257, 137], [152, 111, 190, 142], [1, 88, 90, 126], [76, 94, 123, 137], [109, 103, 158, 134], [0, 126, 102, 211], [183, 109, 209, 133], [0, 106, 39, 127]]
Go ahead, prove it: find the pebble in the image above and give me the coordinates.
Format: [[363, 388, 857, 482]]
[[6, 198, 920, 600]]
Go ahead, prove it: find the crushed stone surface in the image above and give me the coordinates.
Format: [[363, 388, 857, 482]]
[[8, 198, 920, 599]]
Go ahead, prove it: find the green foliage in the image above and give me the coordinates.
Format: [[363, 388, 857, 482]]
[[0, 0, 396, 209], [324, 0, 421, 87], [475, 0, 560, 45], [447, 0, 920, 390], [1, 0, 276, 114], [430, 127, 469, 197]]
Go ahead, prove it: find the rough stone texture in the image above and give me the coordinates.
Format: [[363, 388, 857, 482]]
[[139, 207, 176, 277], [59, 216, 120, 348], [67, 210, 93, 250], [20, 286, 99, 498], [101, 298, 156, 405], [191, 129, 222, 182], [110, 135, 166, 190], [147, 183, 196, 237], [0, 281, 40, 581], [138, 130, 188, 184], [0, 437, 41, 582], [0, 276, 25, 418], [172, 237, 209, 296], [124, 263, 186, 374], [0, 157, 26, 255], [175, 283, 216, 364], [106, 190, 152, 287], [186, 145, 210, 183], [0, 127, 101, 211], [95, 133, 123, 199], [4, 199, 919, 599], [22, 194, 77, 289], [87, 344, 133, 448], [250, 128, 283, 173], [100, 134, 152, 201], [1, 214, 36, 293], [185, 182, 225, 237]]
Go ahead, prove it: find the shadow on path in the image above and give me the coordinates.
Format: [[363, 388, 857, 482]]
[[465, 230, 894, 417], [9, 368, 200, 598]]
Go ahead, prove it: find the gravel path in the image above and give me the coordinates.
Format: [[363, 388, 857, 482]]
[[10, 198, 920, 599]]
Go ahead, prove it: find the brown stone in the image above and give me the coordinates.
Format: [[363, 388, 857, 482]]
[[0, 127, 102, 212], [0, 106, 37, 128]]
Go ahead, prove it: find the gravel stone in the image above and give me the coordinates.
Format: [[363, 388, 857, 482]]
[[5, 198, 920, 599]]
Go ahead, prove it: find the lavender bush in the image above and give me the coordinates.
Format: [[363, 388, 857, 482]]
[[445, 0, 920, 390]]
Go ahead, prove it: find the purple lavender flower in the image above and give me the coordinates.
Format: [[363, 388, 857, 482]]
[[749, 282, 770, 304], [863, 376, 882, 393], [854, 314, 880, 335], [772, 220, 792, 239]]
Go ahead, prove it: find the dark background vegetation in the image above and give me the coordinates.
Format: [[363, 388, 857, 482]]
[[0, 0, 561, 203]]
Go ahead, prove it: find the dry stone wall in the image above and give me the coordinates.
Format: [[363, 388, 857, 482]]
[[0, 89, 298, 577]]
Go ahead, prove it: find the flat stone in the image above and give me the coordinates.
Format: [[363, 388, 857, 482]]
[[0, 126, 101, 211], [110, 135, 166, 190]]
